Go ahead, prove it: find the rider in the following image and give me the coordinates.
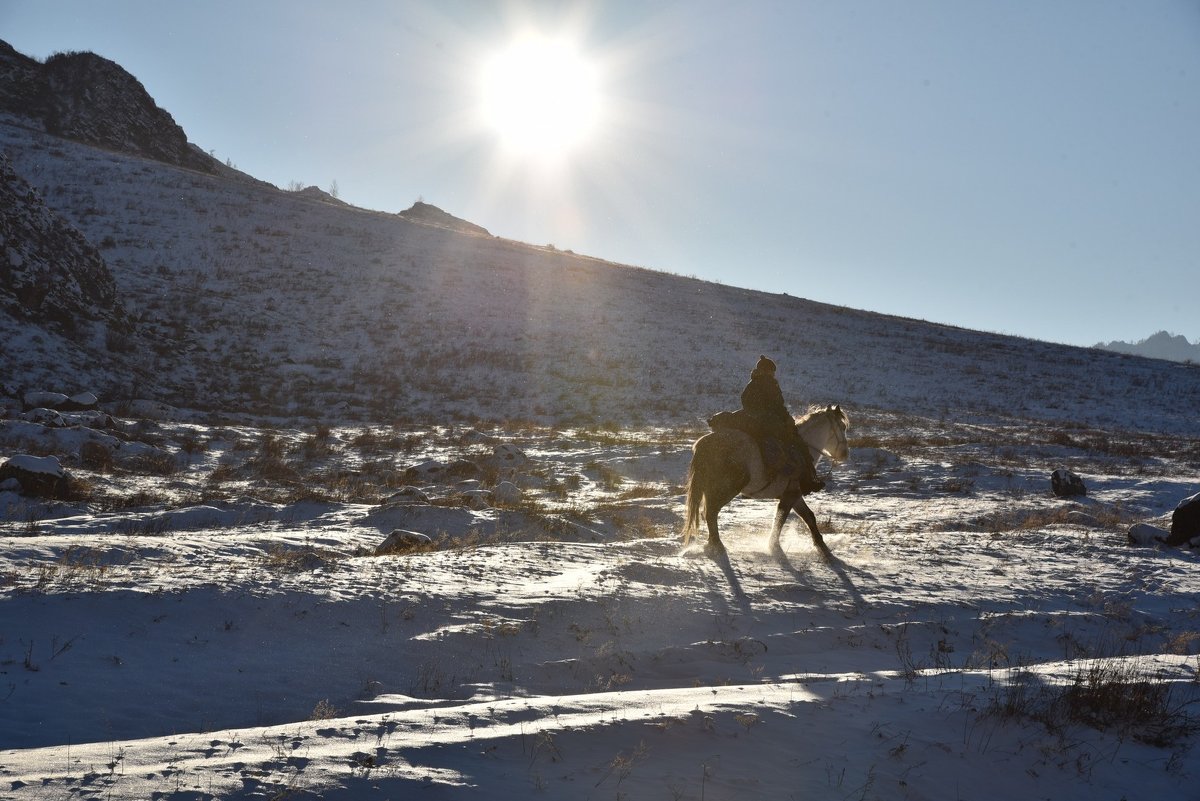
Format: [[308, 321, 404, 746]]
[[740, 355, 822, 493]]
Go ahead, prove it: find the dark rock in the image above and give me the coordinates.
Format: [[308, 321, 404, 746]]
[[1050, 468, 1086, 498], [1162, 492, 1200, 547]]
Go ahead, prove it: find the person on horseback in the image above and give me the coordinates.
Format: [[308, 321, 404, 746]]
[[740, 355, 823, 494]]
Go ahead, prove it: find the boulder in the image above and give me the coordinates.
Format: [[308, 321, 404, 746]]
[[382, 487, 429, 506], [22, 408, 66, 427], [461, 489, 492, 510], [483, 444, 528, 477], [62, 391, 99, 411], [493, 480, 523, 507], [0, 454, 69, 498], [375, 529, 433, 555], [1065, 510, 1100, 527], [23, 391, 69, 410], [1050, 468, 1086, 498], [1162, 492, 1200, 547], [1127, 522, 1170, 547]]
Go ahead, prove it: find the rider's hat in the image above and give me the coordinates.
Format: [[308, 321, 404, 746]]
[[754, 355, 777, 374]]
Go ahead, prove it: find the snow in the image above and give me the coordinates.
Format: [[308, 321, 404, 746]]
[[3, 454, 64, 477], [2, 407, 1200, 800]]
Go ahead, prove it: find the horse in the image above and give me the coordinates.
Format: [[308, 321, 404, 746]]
[[683, 405, 849, 557]]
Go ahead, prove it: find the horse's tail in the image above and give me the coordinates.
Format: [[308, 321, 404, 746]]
[[683, 457, 704, 546]]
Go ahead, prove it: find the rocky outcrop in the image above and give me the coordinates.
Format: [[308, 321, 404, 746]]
[[0, 40, 214, 173], [399, 201, 490, 237], [0, 153, 128, 332]]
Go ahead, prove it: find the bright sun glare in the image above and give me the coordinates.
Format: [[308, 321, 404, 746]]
[[480, 34, 601, 160]]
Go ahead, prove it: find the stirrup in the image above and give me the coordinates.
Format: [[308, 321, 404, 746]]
[[800, 476, 825, 494]]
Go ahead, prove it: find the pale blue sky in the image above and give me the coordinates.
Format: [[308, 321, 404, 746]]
[[3, 1, 1198, 347]]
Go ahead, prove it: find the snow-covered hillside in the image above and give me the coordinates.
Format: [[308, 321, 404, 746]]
[[3, 119, 1200, 433]]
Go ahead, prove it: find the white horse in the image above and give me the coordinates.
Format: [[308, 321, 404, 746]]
[[683, 405, 849, 557]]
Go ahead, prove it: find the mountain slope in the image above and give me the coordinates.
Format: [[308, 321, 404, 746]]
[[2, 119, 1199, 433]]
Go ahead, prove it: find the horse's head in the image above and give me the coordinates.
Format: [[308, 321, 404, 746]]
[[797, 404, 850, 464]]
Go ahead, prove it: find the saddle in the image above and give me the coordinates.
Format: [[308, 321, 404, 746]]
[[707, 409, 765, 439], [708, 410, 824, 493]]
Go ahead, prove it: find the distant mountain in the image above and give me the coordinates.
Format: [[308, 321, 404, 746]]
[[1095, 331, 1200, 364], [0, 40, 215, 173]]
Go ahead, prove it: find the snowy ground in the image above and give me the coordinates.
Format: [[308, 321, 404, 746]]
[[3, 407, 1200, 800]]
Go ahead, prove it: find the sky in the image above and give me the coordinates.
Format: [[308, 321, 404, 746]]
[[2, 0, 1198, 348]]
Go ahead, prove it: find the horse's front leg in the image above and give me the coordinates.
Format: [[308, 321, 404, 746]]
[[793, 495, 831, 559]]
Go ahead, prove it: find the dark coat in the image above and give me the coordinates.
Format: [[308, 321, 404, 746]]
[[740, 369, 794, 440]]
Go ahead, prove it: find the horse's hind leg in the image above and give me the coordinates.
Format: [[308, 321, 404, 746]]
[[703, 474, 745, 556], [704, 507, 725, 555], [768, 492, 796, 551]]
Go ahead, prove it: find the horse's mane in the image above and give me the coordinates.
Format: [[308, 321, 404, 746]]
[[794, 405, 848, 428]]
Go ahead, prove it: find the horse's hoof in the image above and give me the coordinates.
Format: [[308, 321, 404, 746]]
[[704, 541, 726, 558]]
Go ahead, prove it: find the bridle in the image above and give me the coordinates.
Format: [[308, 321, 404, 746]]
[[806, 407, 848, 464]]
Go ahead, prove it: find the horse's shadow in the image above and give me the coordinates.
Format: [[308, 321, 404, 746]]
[[770, 543, 867, 611], [680, 543, 752, 607], [683, 541, 865, 613], [711, 547, 751, 606]]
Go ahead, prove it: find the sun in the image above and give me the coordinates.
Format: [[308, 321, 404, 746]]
[[479, 33, 601, 160]]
